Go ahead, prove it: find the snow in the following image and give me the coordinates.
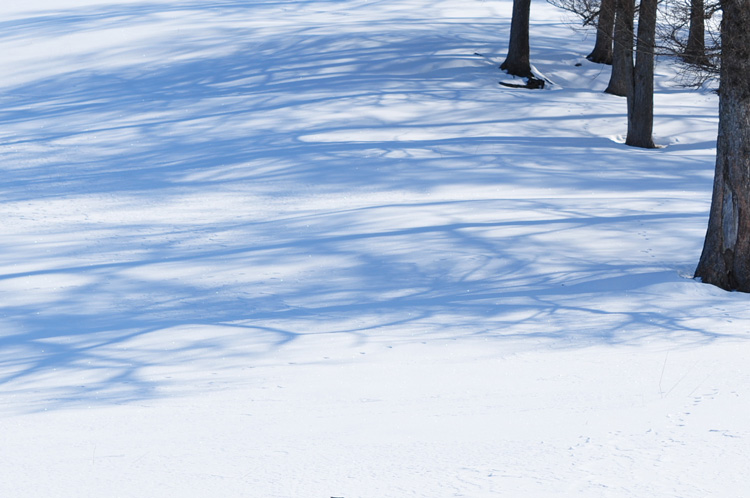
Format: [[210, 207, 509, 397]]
[[1, 0, 748, 496]]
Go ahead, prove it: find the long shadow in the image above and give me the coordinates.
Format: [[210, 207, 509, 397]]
[[0, 0, 731, 412]]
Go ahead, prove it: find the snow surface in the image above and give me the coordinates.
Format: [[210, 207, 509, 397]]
[[1, 0, 749, 496]]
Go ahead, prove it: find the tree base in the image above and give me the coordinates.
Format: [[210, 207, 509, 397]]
[[681, 52, 711, 68], [625, 136, 657, 149], [604, 85, 627, 97], [586, 52, 613, 65], [499, 61, 533, 80], [695, 263, 748, 292]]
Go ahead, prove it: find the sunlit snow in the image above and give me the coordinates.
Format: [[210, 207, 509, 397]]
[[1, 0, 747, 496]]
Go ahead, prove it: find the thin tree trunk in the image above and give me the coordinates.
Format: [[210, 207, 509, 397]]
[[604, 0, 634, 96], [684, 0, 708, 65], [501, 0, 533, 78], [626, 0, 657, 148], [695, 0, 750, 291], [587, 0, 616, 64]]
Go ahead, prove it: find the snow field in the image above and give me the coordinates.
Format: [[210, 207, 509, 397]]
[[1, 0, 749, 496]]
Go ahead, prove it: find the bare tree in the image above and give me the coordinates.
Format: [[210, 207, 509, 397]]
[[625, 0, 657, 148], [587, 0, 616, 63], [684, 0, 709, 64], [658, 0, 721, 84], [604, 0, 634, 96], [500, 0, 548, 88], [546, 0, 615, 64], [501, 0, 533, 78], [695, 0, 750, 291]]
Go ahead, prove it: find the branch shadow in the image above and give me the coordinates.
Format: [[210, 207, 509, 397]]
[[0, 0, 735, 413]]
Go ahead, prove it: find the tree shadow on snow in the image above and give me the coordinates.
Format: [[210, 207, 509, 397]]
[[0, 0, 738, 412]]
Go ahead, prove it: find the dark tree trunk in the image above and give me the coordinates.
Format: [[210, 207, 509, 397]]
[[695, 0, 750, 291], [684, 0, 708, 65], [501, 0, 533, 78], [587, 0, 616, 64], [625, 0, 657, 148], [604, 0, 634, 96]]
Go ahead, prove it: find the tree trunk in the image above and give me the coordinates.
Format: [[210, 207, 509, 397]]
[[587, 0, 616, 64], [684, 0, 708, 65], [695, 0, 750, 291], [501, 0, 533, 78], [625, 0, 657, 148], [604, 0, 634, 96]]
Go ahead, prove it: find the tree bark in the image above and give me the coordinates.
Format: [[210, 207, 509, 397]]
[[625, 0, 657, 148], [695, 0, 750, 291], [604, 0, 634, 96], [501, 0, 533, 78], [587, 0, 616, 64], [684, 0, 708, 65]]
